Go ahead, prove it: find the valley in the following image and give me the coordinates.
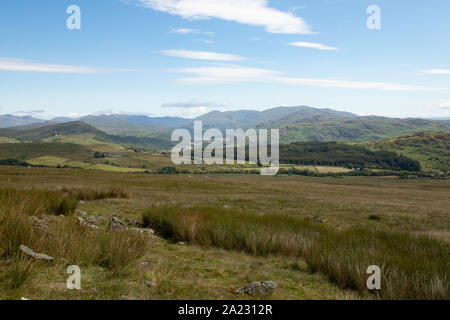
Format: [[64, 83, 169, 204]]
[[0, 106, 448, 300]]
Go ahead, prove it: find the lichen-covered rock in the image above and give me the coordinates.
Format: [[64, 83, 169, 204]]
[[107, 217, 127, 232], [19, 245, 54, 262], [29, 216, 52, 235], [78, 217, 99, 230], [235, 281, 277, 296], [87, 216, 98, 225], [131, 227, 155, 236]]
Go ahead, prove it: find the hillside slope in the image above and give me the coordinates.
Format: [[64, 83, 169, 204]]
[[365, 132, 450, 173], [275, 117, 450, 143], [0, 121, 173, 151]]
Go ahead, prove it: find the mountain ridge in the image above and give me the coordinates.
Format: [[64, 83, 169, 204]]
[[1, 106, 449, 145]]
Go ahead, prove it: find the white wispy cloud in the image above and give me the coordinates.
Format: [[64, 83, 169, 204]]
[[438, 102, 450, 109], [161, 100, 225, 108], [136, 0, 312, 34], [161, 49, 245, 61], [14, 110, 45, 115], [0, 57, 132, 74], [173, 65, 433, 91], [421, 69, 450, 74], [289, 41, 339, 51], [170, 28, 214, 35]]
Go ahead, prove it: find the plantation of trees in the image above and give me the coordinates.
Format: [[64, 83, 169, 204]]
[[279, 142, 421, 171]]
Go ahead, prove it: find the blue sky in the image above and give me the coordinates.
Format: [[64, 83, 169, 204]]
[[0, 0, 449, 119]]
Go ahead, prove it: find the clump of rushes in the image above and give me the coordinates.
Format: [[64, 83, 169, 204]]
[[142, 205, 449, 300], [1, 254, 40, 290], [0, 188, 78, 217], [95, 230, 148, 278]]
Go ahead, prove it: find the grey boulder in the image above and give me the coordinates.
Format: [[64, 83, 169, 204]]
[[235, 281, 278, 296]]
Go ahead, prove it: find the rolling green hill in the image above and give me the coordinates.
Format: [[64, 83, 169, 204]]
[[272, 116, 450, 143], [0, 142, 92, 162], [0, 121, 102, 140], [365, 132, 450, 173], [0, 121, 173, 151]]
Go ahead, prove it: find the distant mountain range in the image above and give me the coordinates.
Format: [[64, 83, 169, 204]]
[[0, 114, 45, 128], [0, 121, 173, 151], [1, 106, 449, 145]]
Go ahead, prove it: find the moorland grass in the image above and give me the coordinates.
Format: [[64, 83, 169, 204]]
[[0, 188, 78, 217], [62, 186, 129, 201], [142, 205, 449, 299], [0, 186, 146, 293]]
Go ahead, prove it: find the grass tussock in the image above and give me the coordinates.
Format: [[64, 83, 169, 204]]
[[142, 205, 449, 300], [0, 188, 78, 217], [1, 254, 40, 290], [96, 230, 148, 277]]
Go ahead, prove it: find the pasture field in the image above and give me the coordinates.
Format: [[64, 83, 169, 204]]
[[0, 166, 448, 299]]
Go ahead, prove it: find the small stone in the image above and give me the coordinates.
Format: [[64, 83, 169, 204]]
[[87, 216, 98, 225], [131, 228, 155, 236], [145, 281, 157, 288], [78, 217, 99, 230], [97, 216, 106, 222], [125, 218, 140, 226], [76, 210, 88, 217], [235, 281, 277, 296], [29, 216, 52, 235], [49, 282, 67, 290], [80, 287, 97, 294], [107, 217, 127, 232], [138, 261, 150, 270], [78, 200, 86, 205], [19, 245, 54, 262]]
